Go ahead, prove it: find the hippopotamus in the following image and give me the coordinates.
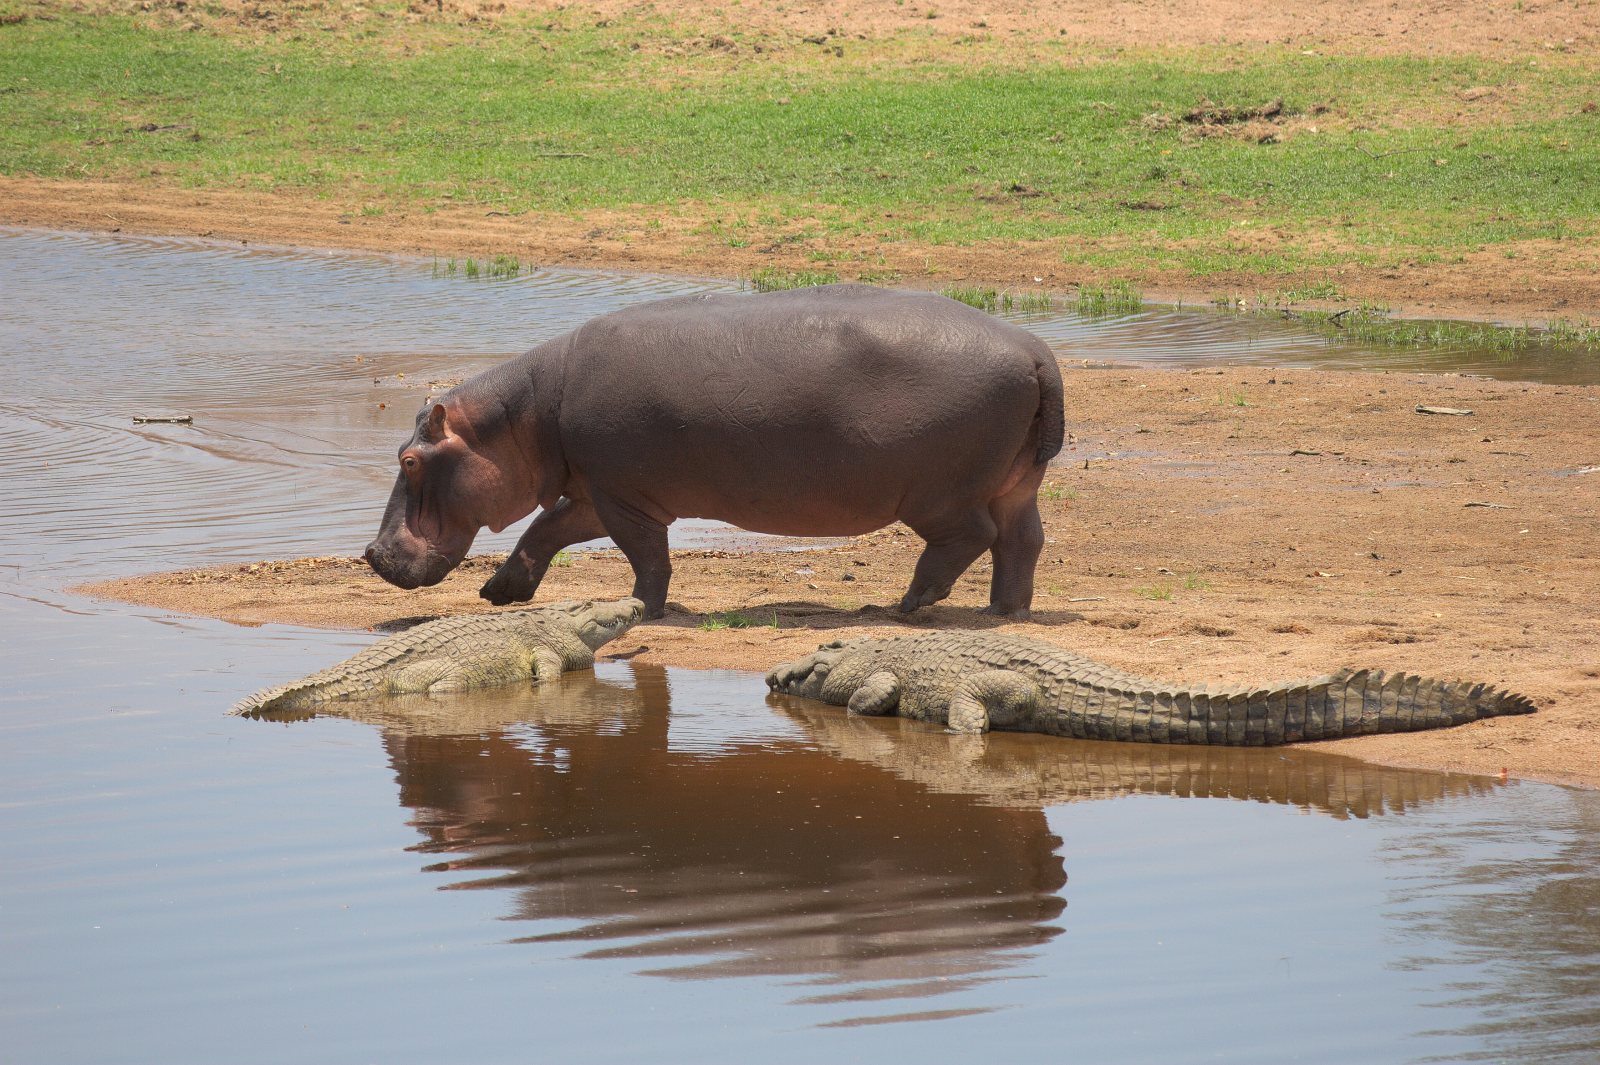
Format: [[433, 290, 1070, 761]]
[[365, 283, 1065, 620]]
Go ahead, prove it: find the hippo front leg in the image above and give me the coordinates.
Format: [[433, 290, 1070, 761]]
[[481, 498, 607, 606]]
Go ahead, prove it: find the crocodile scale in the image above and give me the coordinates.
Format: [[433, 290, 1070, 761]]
[[230, 598, 643, 716], [765, 630, 1535, 745]]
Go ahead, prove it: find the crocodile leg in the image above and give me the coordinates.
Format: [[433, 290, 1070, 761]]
[[946, 669, 1042, 734], [389, 658, 454, 694], [531, 647, 565, 682], [846, 671, 901, 716]]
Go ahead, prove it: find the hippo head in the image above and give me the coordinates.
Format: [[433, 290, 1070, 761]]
[[365, 399, 533, 590]]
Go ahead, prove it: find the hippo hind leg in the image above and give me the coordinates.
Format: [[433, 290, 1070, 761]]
[[590, 491, 673, 620], [980, 466, 1047, 619], [896, 507, 998, 613]]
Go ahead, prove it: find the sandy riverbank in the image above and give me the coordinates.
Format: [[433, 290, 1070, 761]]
[[82, 365, 1600, 789]]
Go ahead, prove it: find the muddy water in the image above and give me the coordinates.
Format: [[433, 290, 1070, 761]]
[[4, 228, 1600, 1062]]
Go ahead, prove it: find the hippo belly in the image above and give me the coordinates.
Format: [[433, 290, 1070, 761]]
[[557, 288, 1044, 535]]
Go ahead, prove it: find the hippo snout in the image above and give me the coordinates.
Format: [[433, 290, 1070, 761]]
[[364, 538, 455, 590]]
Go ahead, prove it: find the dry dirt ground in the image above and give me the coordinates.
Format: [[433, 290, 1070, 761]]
[[85, 367, 1600, 789], [526, 0, 1600, 57]]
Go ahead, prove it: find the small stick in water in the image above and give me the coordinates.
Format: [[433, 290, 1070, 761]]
[[132, 415, 194, 424]]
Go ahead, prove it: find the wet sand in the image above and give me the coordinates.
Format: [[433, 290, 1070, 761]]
[[84, 365, 1600, 790]]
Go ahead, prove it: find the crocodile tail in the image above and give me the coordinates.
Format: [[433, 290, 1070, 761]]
[[1033, 347, 1065, 466], [1089, 668, 1535, 746], [229, 658, 374, 716], [229, 680, 326, 717]]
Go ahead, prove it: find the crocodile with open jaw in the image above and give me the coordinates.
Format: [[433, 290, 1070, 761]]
[[765, 631, 1535, 745], [230, 597, 644, 716]]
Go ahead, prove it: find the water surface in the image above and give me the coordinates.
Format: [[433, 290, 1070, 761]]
[[2, 229, 1597, 1063]]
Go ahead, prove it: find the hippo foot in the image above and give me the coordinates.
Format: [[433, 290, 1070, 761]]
[[895, 585, 951, 613], [480, 558, 541, 606], [977, 604, 1032, 621]]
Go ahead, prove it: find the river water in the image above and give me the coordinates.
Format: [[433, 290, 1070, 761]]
[[2, 228, 1597, 1063]]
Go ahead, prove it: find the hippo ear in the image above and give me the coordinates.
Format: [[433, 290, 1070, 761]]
[[421, 403, 449, 443]]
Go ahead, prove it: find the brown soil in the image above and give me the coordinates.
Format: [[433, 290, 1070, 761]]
[[83, 367, 1600, 789], [569, 0, 1600, 58], [92, 0, 1600, 57]]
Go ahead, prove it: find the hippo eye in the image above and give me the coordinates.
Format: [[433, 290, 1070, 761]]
[[401, 455, 420, 472]]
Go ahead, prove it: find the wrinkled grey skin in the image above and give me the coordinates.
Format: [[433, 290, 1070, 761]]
[[366, 284, 1065, 619]]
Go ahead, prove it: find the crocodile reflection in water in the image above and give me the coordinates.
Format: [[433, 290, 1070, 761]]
[[255, 659, 1513, 1017]]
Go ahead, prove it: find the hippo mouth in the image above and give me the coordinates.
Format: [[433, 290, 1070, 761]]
[[364, 540, 460, 589]]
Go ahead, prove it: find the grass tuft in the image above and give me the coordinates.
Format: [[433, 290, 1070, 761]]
[[699, 611, 754, 630], [941, 287, 1056, 314], [749, 268, 840, 291], [1207, 293, 1600, 354], [431, 254, 520, 280], [1074, 280, 1143, 316]]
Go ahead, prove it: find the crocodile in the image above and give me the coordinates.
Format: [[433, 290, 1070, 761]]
[[230, 597, 644, 716], [765, 631, 1535, 745]]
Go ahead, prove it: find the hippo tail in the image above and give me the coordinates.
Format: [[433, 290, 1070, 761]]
[[1033, 349, 1065, 466]]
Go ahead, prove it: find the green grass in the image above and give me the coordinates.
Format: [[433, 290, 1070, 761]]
[[699, 611, 753, 630], [748, 268, 840, 291], [697, 610, 779, 630], [432, 254, 521, 280], [2, 7, 1597, 279], [941, 287, 1056, 313], [1074, 280, 1144, 316], [1215, 299, 1600, 353], [1038, 482, 1078, 501]]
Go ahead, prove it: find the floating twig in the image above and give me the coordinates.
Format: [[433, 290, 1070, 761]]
[[132, 415, 193, 424]]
